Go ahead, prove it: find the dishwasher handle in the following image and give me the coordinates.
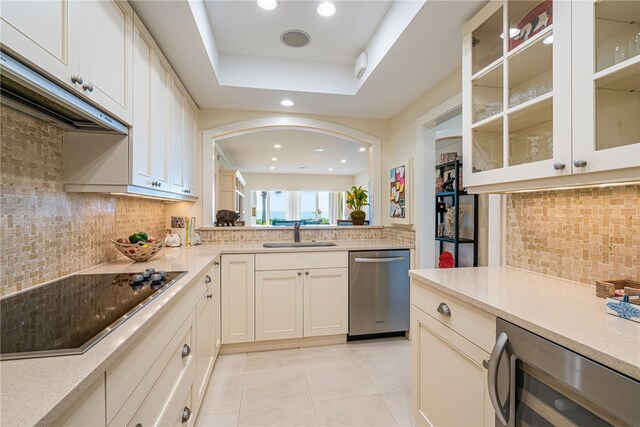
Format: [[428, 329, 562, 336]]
[[354, 256, 406, 263]]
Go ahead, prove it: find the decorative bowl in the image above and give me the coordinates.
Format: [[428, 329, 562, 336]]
[[112, 239, 165, 262]]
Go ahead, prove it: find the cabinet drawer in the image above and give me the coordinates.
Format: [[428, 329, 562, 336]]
[[107, 272, 207, 423], [124, 313, 195, 427], [256, 252, 348, 271], [411, 279, 495, 353], [157, 362, 196, 427]]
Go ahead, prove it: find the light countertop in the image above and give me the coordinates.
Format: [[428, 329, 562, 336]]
[[410, 266, 640, 381], [0, 240, 411, 427]]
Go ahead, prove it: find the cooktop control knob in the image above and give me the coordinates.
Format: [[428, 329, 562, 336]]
[[132, 274, 144, 283], [130, 283, 144, 291], [143, 271, 150, 279], [146, 268, 156, 275], [150, 273, 162, 282], [160, 271, 168, 279]]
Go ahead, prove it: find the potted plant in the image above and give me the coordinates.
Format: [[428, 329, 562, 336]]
[[346, 185, 369, 225]]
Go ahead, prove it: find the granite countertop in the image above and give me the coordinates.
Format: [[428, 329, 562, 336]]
[[409, 266, 640, 381], [0, 240, 412, 427]]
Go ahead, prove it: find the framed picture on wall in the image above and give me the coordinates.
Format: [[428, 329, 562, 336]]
[[389, 158, 413, 225]]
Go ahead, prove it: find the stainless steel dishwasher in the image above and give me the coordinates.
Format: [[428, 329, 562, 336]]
[[348, 250, 410, 337]]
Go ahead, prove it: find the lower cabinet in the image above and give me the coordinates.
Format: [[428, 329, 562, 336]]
[[255, 270, 304, 341], [221, 254, 255, 344], [411, 280, 495, 427], [195, 266, 219, 405], [304, 268, 348, 337]]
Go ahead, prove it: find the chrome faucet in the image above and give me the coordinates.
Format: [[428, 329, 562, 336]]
[[294, 221, 301, 243]]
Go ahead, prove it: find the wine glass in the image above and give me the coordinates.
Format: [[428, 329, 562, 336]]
[[527, 135, 540, 162], [614, 44, 627, 65], [630, 31, 640, 58], [543, 131, 553, 159]]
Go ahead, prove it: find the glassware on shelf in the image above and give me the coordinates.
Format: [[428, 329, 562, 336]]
[[543, 131, 553, 159], [630, 31, 640, 58], [527, 135, 540, 162], [510, 91, 529, 108], [486, 102, 503, 117], [614, 44, 627, 65], [526, 83, 547, 101], [474, 108, 487, 122]]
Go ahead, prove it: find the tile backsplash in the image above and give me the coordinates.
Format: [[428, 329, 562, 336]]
[[1, 106, 167, 297], [506, 185, 640, 286]]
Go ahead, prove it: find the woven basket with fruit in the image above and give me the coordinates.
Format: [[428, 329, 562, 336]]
[[113, 231, 165, 262]]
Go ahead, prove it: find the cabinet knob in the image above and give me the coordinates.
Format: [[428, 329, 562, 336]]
[[305, 271, 309, 276], [482, 359, 490, 369], [205, 275, 212, 284], [573, 159, 588, 168], [71, 75, 83, 85], [206, 293, 213, 299], [436, 302, 451, 316], [181, 344, 191, 358], [298, 271, 302, 276], [553, 162, 566, 170], [214, 261, 220, 266], [82, 82, 94, 92], [181, 406, 192, 423]]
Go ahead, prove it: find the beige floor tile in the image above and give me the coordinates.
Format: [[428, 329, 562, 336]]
[[314, 394, 399, 427], [300, 344, 357, 366], [360, 357, 411, 393], [304, 360, 376, 401], [241, 366, 312, 410], [200, 372, 244, 415], [381, 390, 419, 427], [196, 411, 239, 427], [245, 348, 303, 372], [213, 353, 247, 375], [349, 338, 411, 362], [238, 401, 317, 426]]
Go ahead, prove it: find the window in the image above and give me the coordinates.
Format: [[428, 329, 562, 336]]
[[252, 190, 345, 226]]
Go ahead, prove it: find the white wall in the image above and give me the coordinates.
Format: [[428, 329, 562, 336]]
[[352, 171, 371, 220], [243, 173, 354, 192]]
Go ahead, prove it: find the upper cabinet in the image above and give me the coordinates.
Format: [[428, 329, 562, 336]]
[[1, 0, 133, 124], [463, 0, 640, 192], [572, 0, 640, 173]]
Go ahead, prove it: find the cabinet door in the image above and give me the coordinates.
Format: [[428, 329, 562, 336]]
[[169, 79, 186, 195], [304, 268, 348, 337], [412, 306, 493, 427], [213, 278, 221, 357], [255, 270, 303, 341], [183, 97, 198, 197], [149, 51, 170, 190], [131, 21, 153, 188], [195, 290, 214, 405], [572, 0, 640, 174], [221, 254, 255, 344], [0, 0, 81, 88], [79, 0, 133, 124]]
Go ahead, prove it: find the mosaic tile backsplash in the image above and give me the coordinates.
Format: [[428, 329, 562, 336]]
[[1, 107, 167, 297], [506, 185, 640, 286]]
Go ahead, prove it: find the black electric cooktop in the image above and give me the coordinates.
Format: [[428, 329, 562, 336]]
[[0, 269, 187, 360]]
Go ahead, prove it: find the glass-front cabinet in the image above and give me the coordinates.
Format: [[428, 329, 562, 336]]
[[573, 0, 640, 173], [463, 0, 640, 190]]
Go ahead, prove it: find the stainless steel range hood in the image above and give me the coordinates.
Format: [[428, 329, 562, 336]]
[[0, 51, 128, 134]]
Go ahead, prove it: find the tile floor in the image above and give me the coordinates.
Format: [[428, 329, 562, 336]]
[[195, 338, 417, 427]]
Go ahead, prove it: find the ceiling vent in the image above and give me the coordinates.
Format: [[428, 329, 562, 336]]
[[354, 52, 368, 79], [281, 30, 311, 48]]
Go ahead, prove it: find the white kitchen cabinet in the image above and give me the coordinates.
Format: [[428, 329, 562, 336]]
[[183, 96, 199, 197], [0, 0, 81, 88], [255, 270, 304, 341], [0, 0, 133, 124], [169, 79, 186, 195], [571, 0, 640, 174], [304, 268, 349, 337], [221, 254, 255, 344], [411, 279, 496, 426], [195, 274, 215, 405], [462, 0, 639, 192]]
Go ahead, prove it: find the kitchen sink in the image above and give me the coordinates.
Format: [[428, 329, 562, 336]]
[[263, 241, 337, 248]]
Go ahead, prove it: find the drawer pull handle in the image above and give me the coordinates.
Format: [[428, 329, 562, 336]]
[[206, 293, 213, 299], [182, 406, 192, 423], [181, 344, 191, 358], [205, 275, 212, 284], [214, 261, 220, 266], [71, 75, 83, 85], [482, 359, 489, 369], [437, 302, 451, 316]]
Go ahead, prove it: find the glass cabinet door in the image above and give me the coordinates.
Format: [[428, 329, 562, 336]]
[[572, 0, 640, 173], [463, 0, 572, 188]]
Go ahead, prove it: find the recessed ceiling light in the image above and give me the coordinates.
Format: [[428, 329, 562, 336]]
[[317, 2, 336, 17], [270, 166, 275, 170], [359, 147, 366, 152], [257, 0, 278, 10], [280, 99, 294, 107], [313, 148, 325, 152], [271, 157, 277, 161], [543, 35, 554, 44], [328, 168, 333, 171], [274, 144, 282, 149], [340, 159, 347, 163]]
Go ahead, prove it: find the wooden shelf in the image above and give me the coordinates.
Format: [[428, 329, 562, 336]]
[[472, 60, 503, 87], [508, 96, 552, 133], [507, 91, 553, 115], [472, 112, 503, 132], [436, 237, 476, 244], [595, 56, 640, 92]]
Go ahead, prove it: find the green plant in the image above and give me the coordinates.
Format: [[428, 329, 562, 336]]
[[346, 186, 369, 212]]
